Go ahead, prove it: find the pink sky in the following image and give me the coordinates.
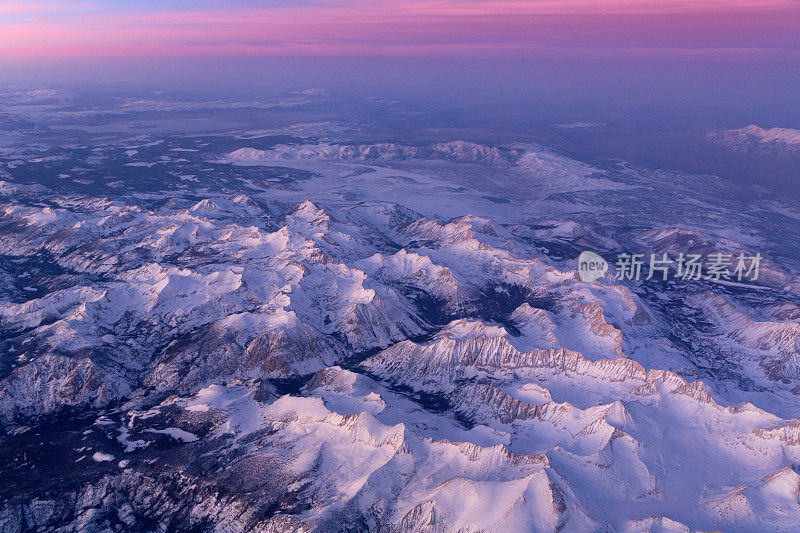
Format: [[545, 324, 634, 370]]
[[0, 0, 798, 58]]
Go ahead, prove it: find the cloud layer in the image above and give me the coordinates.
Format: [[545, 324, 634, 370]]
[[0, 0, 798, 58]]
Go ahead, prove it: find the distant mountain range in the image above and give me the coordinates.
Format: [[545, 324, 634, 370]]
[[709, 125, 800, 158]]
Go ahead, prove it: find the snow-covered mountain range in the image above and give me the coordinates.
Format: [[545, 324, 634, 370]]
[[2, 98, 800, 531], [709, 125, 800, 158]]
